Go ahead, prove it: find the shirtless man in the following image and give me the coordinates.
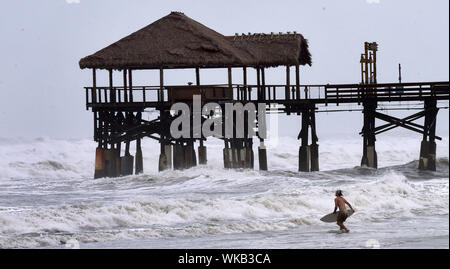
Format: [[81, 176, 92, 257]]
[[333, 190, 355, 233]]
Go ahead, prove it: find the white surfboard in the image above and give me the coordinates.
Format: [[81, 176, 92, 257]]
[[320, 209, 354, 223]]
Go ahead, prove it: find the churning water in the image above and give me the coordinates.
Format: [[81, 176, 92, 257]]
[[0, 135, 448, 248]]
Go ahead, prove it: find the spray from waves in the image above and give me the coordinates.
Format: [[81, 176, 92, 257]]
[[0, 169, 447, 248], [0, 136, 448, 247], [0, 138, 97, 180], [0, 135, 448, 180]]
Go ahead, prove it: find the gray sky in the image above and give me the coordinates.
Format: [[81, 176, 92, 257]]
[[0, 0, 448, 140]]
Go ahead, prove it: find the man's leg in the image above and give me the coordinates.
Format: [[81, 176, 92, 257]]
[[337, 221, 349, 232], [341, 221, 349, 232]]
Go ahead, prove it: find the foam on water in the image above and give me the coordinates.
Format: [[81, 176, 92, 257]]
[[0, 136, 448, 248]]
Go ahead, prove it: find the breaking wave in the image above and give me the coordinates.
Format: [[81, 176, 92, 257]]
[[0, 135, 448, 248]]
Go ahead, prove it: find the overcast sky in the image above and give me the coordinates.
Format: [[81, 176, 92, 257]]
[[0, 0, 448, 140]]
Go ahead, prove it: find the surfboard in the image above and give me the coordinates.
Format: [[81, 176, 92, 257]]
[[320, 209, 354, 223]]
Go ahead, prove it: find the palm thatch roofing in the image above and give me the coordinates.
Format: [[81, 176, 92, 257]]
[[79, 12, 312, 70], [226, 33, 311, 67]]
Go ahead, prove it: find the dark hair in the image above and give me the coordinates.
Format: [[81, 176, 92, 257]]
[[335, 190, 343, 197]]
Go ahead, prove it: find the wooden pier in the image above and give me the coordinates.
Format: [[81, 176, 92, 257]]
[[79, 12, 449, 178]]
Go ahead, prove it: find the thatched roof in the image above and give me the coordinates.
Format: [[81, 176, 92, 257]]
[[79, 12, 312, 70], [226, 33, 311, 67]]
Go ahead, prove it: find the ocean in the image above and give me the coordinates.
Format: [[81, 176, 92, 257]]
[[0, 135, 448, 249]]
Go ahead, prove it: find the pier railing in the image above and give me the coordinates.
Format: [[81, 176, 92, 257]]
[[84, 81, 449, 108], [84, 84, 328, 108], [324, 81, 449, 105]]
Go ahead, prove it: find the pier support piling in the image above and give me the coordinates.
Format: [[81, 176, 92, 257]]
[[158, 152, 168, 171], [239, 147, 246, 168], [361, 100, 378, 169], [223, 142, 232, 169], [120, 155, 134, 176], [198, 140, 207, 165], [164, 144, 172, 170], [115, 144, 121, 176], [159, 141, 169, 172], [121, 141, 134, 176], [258, 140, 268, 171], [94, 147, 105, 179], [173, 143, 184, 170], [419, 99, 438, 171], [298, 106, 319, 172], [245, 140, 254, 169], [135, 138, 143, 174], [104, 148, 117, 177], [298, 145, 311, 172], [310, 143, 319, 172], [184, 143, 196, 169]]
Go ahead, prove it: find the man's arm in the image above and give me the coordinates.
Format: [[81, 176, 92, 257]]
[[344, 199, 355, 211], [333, 198, 338, 213]]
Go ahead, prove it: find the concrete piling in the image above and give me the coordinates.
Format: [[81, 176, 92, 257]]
[[419, 140, 436, 171], [184, 144, 192, 168], [115, 148, 121, 176], [184, 144, 195, 169], [158, 142, 169, 172], [191, 143, 197, 167], [239, 148, 246, 168], [173, 143, 184, 170], [361, 100, 378, 169], [298, 145, 311, 172], [104, 148, 117, 177], [94, 147, 105, 179], [258, 143, 268, 171], [198, 145, 207, 165], [158, 152, 168, 171], [245, 146, 254, 169], [364, 145, 378, 168], [310, 143, 319, 171], [298, 107, 319, 172], [419, 98, 438, 171], [164, 144, 172, 169], [223, 142, 232, 169], [135, 139, 143, 174], [231, 147, 239, 168], [120, 155, 134, 176]]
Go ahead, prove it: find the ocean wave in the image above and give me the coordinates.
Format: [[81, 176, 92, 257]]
[[0, 136, 448, 248], [0, 170, 447, 248]]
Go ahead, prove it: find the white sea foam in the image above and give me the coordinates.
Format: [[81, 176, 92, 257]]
[[0, 135, 448, 248]]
